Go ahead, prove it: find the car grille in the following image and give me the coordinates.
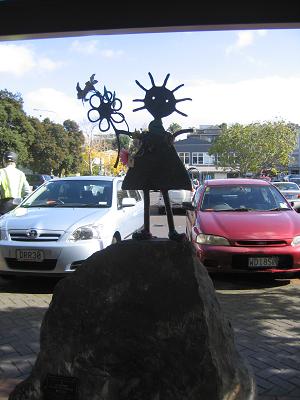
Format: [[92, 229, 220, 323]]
[[5, 258, 57, 271], [232, 254, 293, 270], [235, 240, 287, 246], [9, 231, 61, 242]]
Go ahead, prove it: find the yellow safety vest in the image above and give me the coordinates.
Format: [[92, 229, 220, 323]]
[[0, 168, 25, 199]]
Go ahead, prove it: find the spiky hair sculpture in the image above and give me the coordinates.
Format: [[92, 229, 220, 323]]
[[133, 72, 192, 119]]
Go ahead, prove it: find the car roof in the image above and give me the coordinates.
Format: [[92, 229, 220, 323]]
[[204, 178, 270, 186], [55, 175, 121, 182], [273, 181, 298, 184]]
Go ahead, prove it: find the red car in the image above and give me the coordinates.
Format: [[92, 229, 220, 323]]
[[185, 178, 300, 277]]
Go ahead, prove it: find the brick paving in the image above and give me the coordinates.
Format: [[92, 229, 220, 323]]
[[0, 273, 299, 399], [215, 277, 300, 400], [0, 278, 55, 400]]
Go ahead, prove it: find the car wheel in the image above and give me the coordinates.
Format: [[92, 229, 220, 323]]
[[158, 207, 165, 215]]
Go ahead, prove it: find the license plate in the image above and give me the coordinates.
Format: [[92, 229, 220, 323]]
[[248, 257, 278, 268], [16, 249, 44, 262]]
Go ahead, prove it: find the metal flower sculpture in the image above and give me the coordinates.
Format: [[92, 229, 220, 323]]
[[76, 75, 129, 167]]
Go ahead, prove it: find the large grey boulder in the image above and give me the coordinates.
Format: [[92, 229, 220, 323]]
[[10, 239, 256, 400]]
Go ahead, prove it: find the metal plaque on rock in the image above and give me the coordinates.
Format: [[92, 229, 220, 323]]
[[43, 374, 78, 400]]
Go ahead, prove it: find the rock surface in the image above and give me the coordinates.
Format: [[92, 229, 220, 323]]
[[9, 239, 256, 400]]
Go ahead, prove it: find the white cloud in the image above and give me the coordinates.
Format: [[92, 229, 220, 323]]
[[0, 44, 35, 76], [99, 49, 124, 58], [70, 39, 99, 55], [0, 43, 62, 76], [257, 30, 267, 37], [226, 30, 268, 54], [38, 57, 63, 71], [184, 75, 300, 127], [236, 31, 255, 48], [24, 88, 86, 124], [23, 75, 300, 135], [70, 39, 124, 59]]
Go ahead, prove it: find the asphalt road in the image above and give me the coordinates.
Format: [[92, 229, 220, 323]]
[[0, 193, 299, 399]]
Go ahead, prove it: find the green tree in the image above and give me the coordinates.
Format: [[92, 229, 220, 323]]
[[111, 134, 131, 151], [209, 121, 298, 176], [0, 90, 35, 166], [29, 118, 84, 176], [168, 122, 182, 134], [62, 119, 85, 175], [28, 117, 57, 174]]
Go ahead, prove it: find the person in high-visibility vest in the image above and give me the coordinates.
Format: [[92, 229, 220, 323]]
[[0, 151, 31, 215]]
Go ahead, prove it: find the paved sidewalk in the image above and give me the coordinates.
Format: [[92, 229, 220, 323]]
[[0, 276, 300, 399], [0, 278, 54, 400], [215, 277, 300, 400]]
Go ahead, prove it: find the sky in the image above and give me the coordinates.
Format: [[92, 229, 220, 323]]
[[0, 28, 300, 136]]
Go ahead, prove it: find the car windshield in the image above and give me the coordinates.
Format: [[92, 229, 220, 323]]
[[200, 184, 291, 211], [21, 179, 113, 208], [273, 182, 300, 191]]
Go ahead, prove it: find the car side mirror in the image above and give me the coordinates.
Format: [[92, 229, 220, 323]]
[[122, 197, 137, 207], [182, 201, 195, 211]]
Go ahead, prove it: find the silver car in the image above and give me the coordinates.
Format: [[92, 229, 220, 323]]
[[156, 189, 194, 214], [0, 176, 144, 278], [272, 181, 300, 212]]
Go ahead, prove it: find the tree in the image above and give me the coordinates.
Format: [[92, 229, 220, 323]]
[[0, 90, 35, 166], [29, 117, 84, 176], [28, 117, 57, 174], [209, 121, 298, 177], [62, 119, 85, 175], [80, 123, 113, 175], [168, 122, 182, 134]]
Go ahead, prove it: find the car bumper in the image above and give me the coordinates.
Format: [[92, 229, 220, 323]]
[[194, 243, 300, 276], [0, 240, 104, 276]]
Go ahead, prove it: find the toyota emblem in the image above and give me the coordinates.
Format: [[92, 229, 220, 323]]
[[26, 229, 38, 238]]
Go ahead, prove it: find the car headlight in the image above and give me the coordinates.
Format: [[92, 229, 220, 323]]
[[70, 225, 102, 241], [291, 236, 300, 246], [196, 233, 230, 246]]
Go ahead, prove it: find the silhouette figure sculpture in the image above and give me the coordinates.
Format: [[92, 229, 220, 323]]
[[77, 72, 193, 241]]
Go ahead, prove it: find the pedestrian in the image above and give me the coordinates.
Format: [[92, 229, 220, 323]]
[[0, 151, 31, 215]]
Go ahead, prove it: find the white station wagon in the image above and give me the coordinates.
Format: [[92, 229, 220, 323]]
[[0, 176, 144, 278]]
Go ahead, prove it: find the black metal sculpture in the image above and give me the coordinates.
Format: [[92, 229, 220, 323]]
[[77, 72, 193, 241]]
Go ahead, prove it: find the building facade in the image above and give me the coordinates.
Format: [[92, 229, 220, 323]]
[[173, 125, 232, 181], [174, 124, 300, 181]]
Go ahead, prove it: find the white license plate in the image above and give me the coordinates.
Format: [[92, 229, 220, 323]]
[[248, 257, 278, 268], [16, 249, 44, 262]]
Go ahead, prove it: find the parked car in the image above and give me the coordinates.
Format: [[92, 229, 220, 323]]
[[26, 174, 52, 190], [156, 189, 193, 214], [272, 181, 300, 212], [288, 176, 300, 188], [184, 178, 300, 277], [0, 175, 144, 278]]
